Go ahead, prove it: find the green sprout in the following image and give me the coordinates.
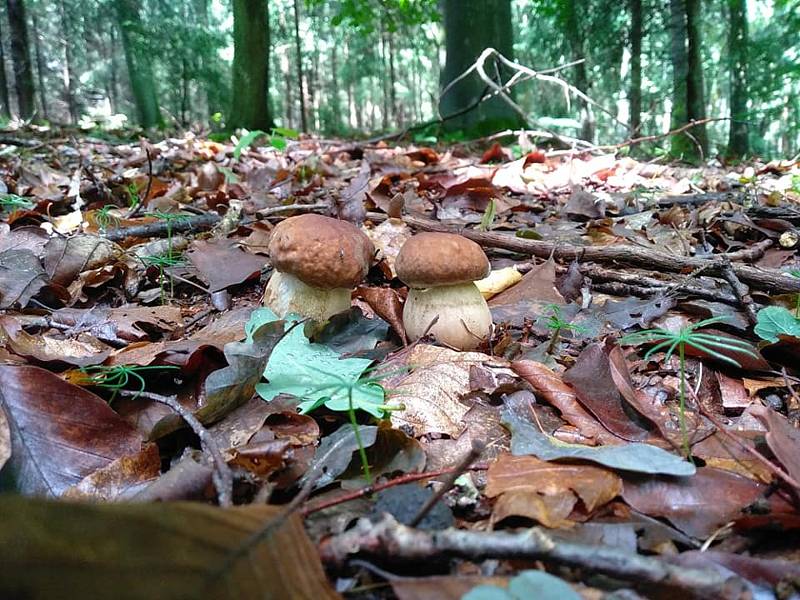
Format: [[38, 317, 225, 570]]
[[126, 183, 141, 208], [78, 364, 180, 403], [544, 304, 585, 354], [145, 210, 191, 256], [94, 205, 121, 232], [620, 316, 758, 457], [791, 270, 800, 318], [0, 194, 35, 212], [140, 252, 185, 304], [478, 198, 496, 231]]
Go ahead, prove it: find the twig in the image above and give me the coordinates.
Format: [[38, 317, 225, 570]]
[[366, 213, 799, 294], [716, 256, 759, 324], [119, 389, 233, 507], [103, 212, 221, 241], [409, 440, 485, 527], [319, 515, 747, 599], [128, 145, 153, 219]]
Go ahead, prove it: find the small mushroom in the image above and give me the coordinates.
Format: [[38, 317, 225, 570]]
[[395, 232, 492, 350], [264, 214, 375, 321]]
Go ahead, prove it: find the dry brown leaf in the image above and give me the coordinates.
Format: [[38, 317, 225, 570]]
[[63, 444, 161, 501], [492, 488, 577, 528]]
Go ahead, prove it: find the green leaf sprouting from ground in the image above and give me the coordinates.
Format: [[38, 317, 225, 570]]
[[501, 405, 696, 477], [248, 309, 388, 418], [754, 305, 800, 343]]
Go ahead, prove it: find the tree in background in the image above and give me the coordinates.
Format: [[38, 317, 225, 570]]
[[0, 8, 12, 119], [439, 0, 522, 133], [6, 0, 36, 119], [629, 0, 643, 136], [727, 0, 748, 157], [115, 0, 163, 128], [229, 0, 271, 131]]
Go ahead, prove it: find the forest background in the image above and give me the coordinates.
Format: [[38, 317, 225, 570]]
[[0, 0, 798, 160]]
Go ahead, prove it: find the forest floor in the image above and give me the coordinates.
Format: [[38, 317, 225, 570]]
[[1, 128, 800, 599]]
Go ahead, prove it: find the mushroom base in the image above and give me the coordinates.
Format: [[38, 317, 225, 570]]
[[403, 282, 492, 350], [263, 271, 351, 321]]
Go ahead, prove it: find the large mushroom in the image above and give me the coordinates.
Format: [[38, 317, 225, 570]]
[[395, 232, 492, 350], [264, 214, 375, 321]]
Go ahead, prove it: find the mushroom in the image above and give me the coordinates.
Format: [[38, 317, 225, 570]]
[[395, 232, 492, 350], [264, 214, 375, 321]]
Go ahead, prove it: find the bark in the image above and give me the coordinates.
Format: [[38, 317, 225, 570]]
[[727, 0, 749, 157], [192, 0, 211, 118], [388, 31, 399, 127], [563, 0, 594, 142], [0, 16, 10, 119], [30, 6, 47, 120], [629, 0, 643, 135], [108, 24, 119, 114], [440, 0, 522, 132], [115, 0, 163, 128], [229, 0, 271, 131], [685, 0, 708, 153], [292, 0, 307, 132], [380, 28, 389, 130], [58, 0, 78, 123], [669, 0, 693, 158], [6, 0, 36, 119]]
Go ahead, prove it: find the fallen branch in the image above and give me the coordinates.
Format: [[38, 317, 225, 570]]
[[369, 213, 798, 294], [319, 515, 747, 599], [120, 390, 233, 507]]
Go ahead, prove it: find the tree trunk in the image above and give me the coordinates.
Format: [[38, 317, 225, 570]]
[[629, 0, 642, 136], [563, 0, 594, 142], [388, 31, 399, 127], [108, 24, 120, 114], [0, 15, 10, 119], [30, 6, 48, 120], [329, 33, 340, 133], [669, 0, 693, 158], [58, 0, 78, 123], [439, 0, 522, 133], [192, 0, 211, 118], [6, 0, 36, 119], [727, 0, 748, 157], [292, 0, 307, 132], [115, 0, 163, 128], [229, 0, 271, 131], [685, 0, 708, 154]]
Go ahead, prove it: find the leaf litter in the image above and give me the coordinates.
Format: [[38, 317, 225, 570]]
[[1, 132, 800, 598]]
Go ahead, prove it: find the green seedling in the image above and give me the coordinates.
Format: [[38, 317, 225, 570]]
[[544, 304, 586, 354], [233, 127, 299, 159], [127, 183, 141, 208], [792, 270, 800, 318], [78, 364, 180, 403], [0, 193, 35, 212], [94, 204, 121, 231], [620, 316, 758, 457], [140, 252, 185, 304], [478, 198, 496, 231], [145, 210, 191, 256]]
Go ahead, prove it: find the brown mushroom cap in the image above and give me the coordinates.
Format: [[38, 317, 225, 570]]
[[395, 232, 490, 287], [268, 214, 374, 289]]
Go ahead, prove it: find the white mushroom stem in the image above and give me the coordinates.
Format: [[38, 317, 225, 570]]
[[403, 282, 492, 351], [263, 270, 351, 321]]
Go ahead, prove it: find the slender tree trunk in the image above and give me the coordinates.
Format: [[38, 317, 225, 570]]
[[6, 0, 36, 119], [440, 0, 522, 132], [192, 0, 210, 118], [30, 6, 48, 120], [388, 30, 399, 127], [329, 35, 340, 133], [58, 0, 78, 123], [629, 0, 642, 135], [229, 0, 270, 130], [0, 16, 10, 119], [380, 29, 389, 130], [292, 0, 307, 132], [669, 0, 693, 158], [115, 0, 163, 128], [563, 0, 594, 142], [727, 0, 748, 157], [108, 24, 119, 114], [685, 0, 708, 154]]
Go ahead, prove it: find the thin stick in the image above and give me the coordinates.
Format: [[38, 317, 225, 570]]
[[120, 389, 233, 507], [716, 256, 759, 324]]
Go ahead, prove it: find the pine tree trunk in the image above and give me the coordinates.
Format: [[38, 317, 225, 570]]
[[115, 0, 163, 128], [6, 0, 36, 119], [629, 0, 642, 135], [669, 0, 693, 158], [727, 0, 748, 157], [563, 0, 594, 142], [30, 6, 48, 120], [686, 0, 708, 154], [440, 0, 521, 132], [292, 0, 307, 132], [229, 0, 271, 130], [108, 24, 119, 114], [388, 31, 399, 127], [0, 16, 10, 119], [58, 0, 78, 123]]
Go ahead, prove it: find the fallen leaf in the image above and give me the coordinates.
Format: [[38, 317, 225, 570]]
[[0, 249, 52, 309], [186, 238, 266, 292], [0, 365, 144, 496], [301, 423, 378, 490], [44, 234, 122, 287], [751, 405, 800, 484], [63, 443, 161, 501], [0, 315, 111, 367]]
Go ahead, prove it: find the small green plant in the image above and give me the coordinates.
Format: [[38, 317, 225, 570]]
[[620, 316, 758, 457], [140, 252, 184, 303], [478, 198, 496, 231], [78, 364, 180, 402], [145, 210, 191, 256], [94, 205, 121, 231], [791, 270, 800, 318], [754, 305, 800, 342], [126, 183, 141, 208], [232, 127, 299, 159], [0, 193, 35, 212], [544, 304, 585, 354]]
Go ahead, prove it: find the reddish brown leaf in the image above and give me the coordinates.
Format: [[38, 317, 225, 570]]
[[186, 239, 265, 292], [0, 365, 144, 496], [63, 443, 161, 501], [751, 405, 800, 485]]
